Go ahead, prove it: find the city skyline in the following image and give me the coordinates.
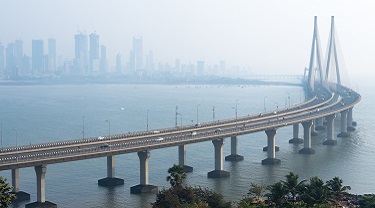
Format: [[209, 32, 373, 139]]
[[1, 0, 374, 78]]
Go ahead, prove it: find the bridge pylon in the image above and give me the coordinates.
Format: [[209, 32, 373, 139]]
[[325, 16, 342, 85], [307, 16, 325, 94]]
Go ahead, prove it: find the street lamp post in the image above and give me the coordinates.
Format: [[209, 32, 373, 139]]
[[13, 128, 18, 161], [234, 99, 238, 128], [175, 106, 178, 127], [287, 93, 291, 107], [264, 96, 267, 112], [1, 122, 2, 148], [212, 106, 215, 121], [82, 116, 85, 139], [196, 104, 200, 124], [147, 109, 150, 131], [105, 120, 111, 137], [274, 102, 279, 121]]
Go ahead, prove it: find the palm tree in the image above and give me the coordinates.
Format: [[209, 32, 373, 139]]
[[326, 177, 351, 205], [166, 164, 186, 187], [266, 182, 287, 207], [248, 183, 266, 200], [0, 177, 16, 208], [302, 176, 331, 207], [282, 172, 306, 200]]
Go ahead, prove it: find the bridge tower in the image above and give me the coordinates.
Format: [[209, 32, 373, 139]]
[[325, 16, 342, 85], [307, 16, 325, 93]]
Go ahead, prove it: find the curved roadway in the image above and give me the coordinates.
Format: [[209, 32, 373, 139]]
[[0, 82, 361, 171]]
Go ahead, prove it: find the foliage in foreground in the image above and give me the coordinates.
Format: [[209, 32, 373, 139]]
[[0, 177, 16, 208]]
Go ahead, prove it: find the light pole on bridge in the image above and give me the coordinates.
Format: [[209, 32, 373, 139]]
[[274, 102, 279, 121], [105, 120, 111, 137], [196, 104, 200, 124], [264, 96, 267, 112], [82, 116, 85, 139], [147, 109, 150, 131], [233, 99, 238, 128], [1, 122, 2, 148], [13, 128, 18, 161], [212, 106, 215, 121], [175, 106, 178, 127]]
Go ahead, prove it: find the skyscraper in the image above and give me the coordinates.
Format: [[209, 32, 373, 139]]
[[32, 40, 44, 75], [0, 43, 4, 76], [75, 33, 88, 74], [89, 33, 99, 73], [116, 53, 121, 74], [100, 45, 107, 73], [130, 36, 143, 73], [48, 38, 56, 73]]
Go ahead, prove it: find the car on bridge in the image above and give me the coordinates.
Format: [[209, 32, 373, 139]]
[[190, 131, 197, 136], [100, 143, 110, 148], [154, 137, 164, 141]]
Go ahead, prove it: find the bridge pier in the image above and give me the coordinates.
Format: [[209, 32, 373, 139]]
[[311, 121, 319, 136], [315, 117, 326, 131], [25, 165, 57, 208], [208, 138, 230, 178], [98, 156, 124, 187], [225, 136, 244, 161], [337, 110, 350, 137], [10, 168, 30, 202], [299, 120, 315, 154], [289, 123, 303, 143], [323, 114, 337, 145], [347, 107, 356, 131], [178, 145, 193, 172], [262, 129, 281, 165], [130, 150, 158, 194]]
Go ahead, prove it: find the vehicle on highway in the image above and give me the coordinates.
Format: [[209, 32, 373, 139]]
[[153, 130, 160, 133], [154, 137, 164, 141], [98, 136, 105, 140], [214, 128, 222, 133], [100, 143, 110, 148], [190, 131, 197, 136], [195, 123, 201, 127]]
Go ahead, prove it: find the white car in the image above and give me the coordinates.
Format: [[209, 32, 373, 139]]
[[154, 137, 164, 141], [190, 131, 197, 136], [98, 136, 105, 140]]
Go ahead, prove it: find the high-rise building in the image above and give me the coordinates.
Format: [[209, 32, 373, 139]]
[[48, 38, 56, 73], [0, 43, 4, 76], [116, 53, 121, 74], [130, 36, 143, 73], [75, 33, 88, 74], [32, 40, 44, 75], [145, 50, 154, 74], [100, 45, 107, 73], [197, 60, 205, 76], [89, 33, 99, 73], [5, 42, 15, 77]]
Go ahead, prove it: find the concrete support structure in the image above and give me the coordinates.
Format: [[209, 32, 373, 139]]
[[299, 121, 316, 154], [337, 110, 350, 137], [347, 107, 356, 131], [25, 165, 57, 208], [130, 151, 158, 194], [323, 114, 337, 145], [315, 117, 325, 131], [178, 145, 193, 172], [225, 136, 244, 161], [311, 121, 319, 136], [11, 168, 30, 202], [289, 123, 303, 143], [208, 138, 230, 178], [98, 156, 124, 186], [262, 129, 281, 165]]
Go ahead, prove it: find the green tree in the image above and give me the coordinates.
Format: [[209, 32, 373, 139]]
[[359, 195, 375, 208], [282, 172, 306, 200], [0, 177, 16, 208], [301, 177, 331, 207], [248, 183, 266, 200], [166, 164, 187, 187], [266, 182, 288, 207], [326, 176, 351, 205]]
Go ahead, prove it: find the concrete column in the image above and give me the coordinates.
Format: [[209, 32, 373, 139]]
[[347, 107, 356, 131], [98, 155, 124, 187], [299, 120, 315, 154], [178, 145, 193, 172], [315, 117, 326, 131], [225, 136, 244, 161], [311, 121, 319, 136], [323, 114, 337, 145], [12, 168, 19, 193], [262, 129, 281, 165], [10, 169, 30, 202], [25, 165, 56, 208], [338, 110, 349, 137], [130, 150, 158, 194], [208, 138, 230, 178], [139, 151, 150, 185], [289, 123, 303, 143]]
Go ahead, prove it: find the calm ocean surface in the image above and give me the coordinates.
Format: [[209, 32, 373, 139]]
[[0, 79, 373, 208]]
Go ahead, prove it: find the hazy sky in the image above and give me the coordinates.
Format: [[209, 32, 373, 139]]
[[1, 0, 374, 77]]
